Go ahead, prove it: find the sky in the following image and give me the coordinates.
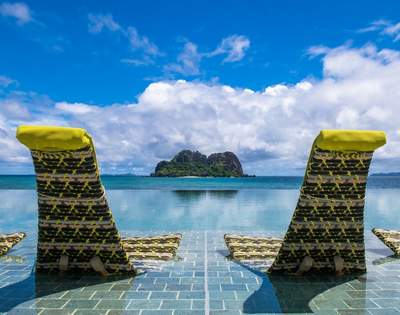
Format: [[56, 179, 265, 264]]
[[1, 0, 400, 175]]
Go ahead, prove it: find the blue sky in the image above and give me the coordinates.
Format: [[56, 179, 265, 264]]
[[1, 1, 400, 174], [1, 0, 398, 103]]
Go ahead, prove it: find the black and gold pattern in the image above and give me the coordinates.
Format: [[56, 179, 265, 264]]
[[224, 234, 282, 260], [269, 146, 372, 273], [372, 228, 400, 256], [225, 133, 384, 274], [32, 146, 133, 273], [29, 145, 182, 274], [0, 232, 26, 257]]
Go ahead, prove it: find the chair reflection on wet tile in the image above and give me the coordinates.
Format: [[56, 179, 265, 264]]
[[233, 261, 362, 314], [0, 272, 134, 312]]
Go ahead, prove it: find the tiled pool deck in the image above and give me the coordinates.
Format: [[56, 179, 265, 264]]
[[0, 231, 400, 315]]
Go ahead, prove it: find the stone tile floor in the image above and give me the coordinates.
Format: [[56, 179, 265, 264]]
[[0, 231, 399, 315]]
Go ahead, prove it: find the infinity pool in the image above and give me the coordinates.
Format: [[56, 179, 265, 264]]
[[0, 189, 399, 315], [1, 189, 400, 233]]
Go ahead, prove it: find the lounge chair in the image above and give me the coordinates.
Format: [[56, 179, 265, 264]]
[[225, 130, 386, 274], [16, 125, 182, 275], [0, 232, 26, 257], [372, 228, 400, 256]]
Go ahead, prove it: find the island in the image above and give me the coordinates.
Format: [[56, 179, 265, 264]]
[[151, 150, 246, 177]]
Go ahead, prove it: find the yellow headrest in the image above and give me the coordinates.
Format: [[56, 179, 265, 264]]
[[315, 130, 386, 152], [16, 125, 92, 151]]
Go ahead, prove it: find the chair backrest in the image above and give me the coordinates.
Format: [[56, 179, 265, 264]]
[[270, 130, 386, 273], [17, 126, 133, 273]]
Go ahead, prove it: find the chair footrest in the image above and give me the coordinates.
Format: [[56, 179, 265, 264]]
[[122, 233, 182, 260], [0, 232, 26, 257], [372, 228, 400, 255], [224, 234, 282, 260]]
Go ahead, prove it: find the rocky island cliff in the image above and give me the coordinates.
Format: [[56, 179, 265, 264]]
[[151, 150, 245, 177]]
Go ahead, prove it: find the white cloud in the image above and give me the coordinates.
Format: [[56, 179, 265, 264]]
[[88, 13, 161, 59], [165, 35, 250, 76], [384, 22, 400, 41], [358, 19, 400, 42], [307, 45, 332, 57], [121, 56, 154, 66], [357, 19, 390, 33], [2, 43, 400, 175], [164, 42, 202, 76], [126, 27, 160, 56], [55, 102, 97, 115], [88, 13, 121, 33], [210, 35, 251, 62], [0, 2, 31, 25], [0, 75, 17, 87]]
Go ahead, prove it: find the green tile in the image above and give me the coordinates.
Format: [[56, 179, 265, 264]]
[[111, 283, 132, 290], [210, 311, 241, 315], [63, 289, 94, 299], [63, 299, 99, 309], [223, 300, 243, 310], [40, 310, 74, 315], [161, 300, 191, 309], [345, 290, 380, 299], [35, 299, 69, 309], [149, 291, 177, 299], [369, 309, 400, 315], [210, 300, 224, 310], [127, 299, 162, 309], [191, 300, 205, 310], [107, 311, 141, 315], [337, 309, 371, 315], [74, 310, 108, 315], [313, 311, 338, 315], [83, 283, 114, 291], [141, 311, 173, 315], [343, 298, 379, 309], [121, 291, 150, 299], [174, 311, 204, 315], [95, 299, 129, 310], [371, 298, 400, 308], [92, 290, 124, 299], [314, 299, 349, 310]]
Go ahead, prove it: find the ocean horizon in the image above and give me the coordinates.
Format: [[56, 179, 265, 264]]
[[1, 174, 400, 190]]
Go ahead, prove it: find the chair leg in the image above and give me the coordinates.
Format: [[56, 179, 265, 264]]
[[59, 255, 69, 272], [334, 255, 345, 276], [90, 256, 109, 277], [296, 256, 314, 276]]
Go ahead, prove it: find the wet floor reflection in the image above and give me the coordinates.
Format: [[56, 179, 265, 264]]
[[231, 261, 364, 313], [0, 272, 135, 312]]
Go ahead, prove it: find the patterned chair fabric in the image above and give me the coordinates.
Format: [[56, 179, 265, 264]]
[[16, 126, 182, 274], [0, 232, 26, 257], [225, 130, 386, 274], [372, 228, 400, 256]]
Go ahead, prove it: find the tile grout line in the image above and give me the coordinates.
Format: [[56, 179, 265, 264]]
[[204, 230, 210, 315]]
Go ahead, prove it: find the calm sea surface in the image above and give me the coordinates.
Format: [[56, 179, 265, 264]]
[[0, 175, 399, 233]]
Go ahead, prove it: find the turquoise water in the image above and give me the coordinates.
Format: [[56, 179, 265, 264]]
[[1, 175, 400, 233], [1, 175, 400, 189], [1, 188, 399, 233]]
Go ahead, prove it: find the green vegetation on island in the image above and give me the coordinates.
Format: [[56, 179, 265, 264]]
[[151, 150, 247, 177]]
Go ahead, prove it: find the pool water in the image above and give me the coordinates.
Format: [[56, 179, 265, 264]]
[[1, 189, 400, 233], [0, 189, 400, 315]]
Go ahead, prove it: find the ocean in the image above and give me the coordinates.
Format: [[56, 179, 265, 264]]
[[1, 174, 400, 190]]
